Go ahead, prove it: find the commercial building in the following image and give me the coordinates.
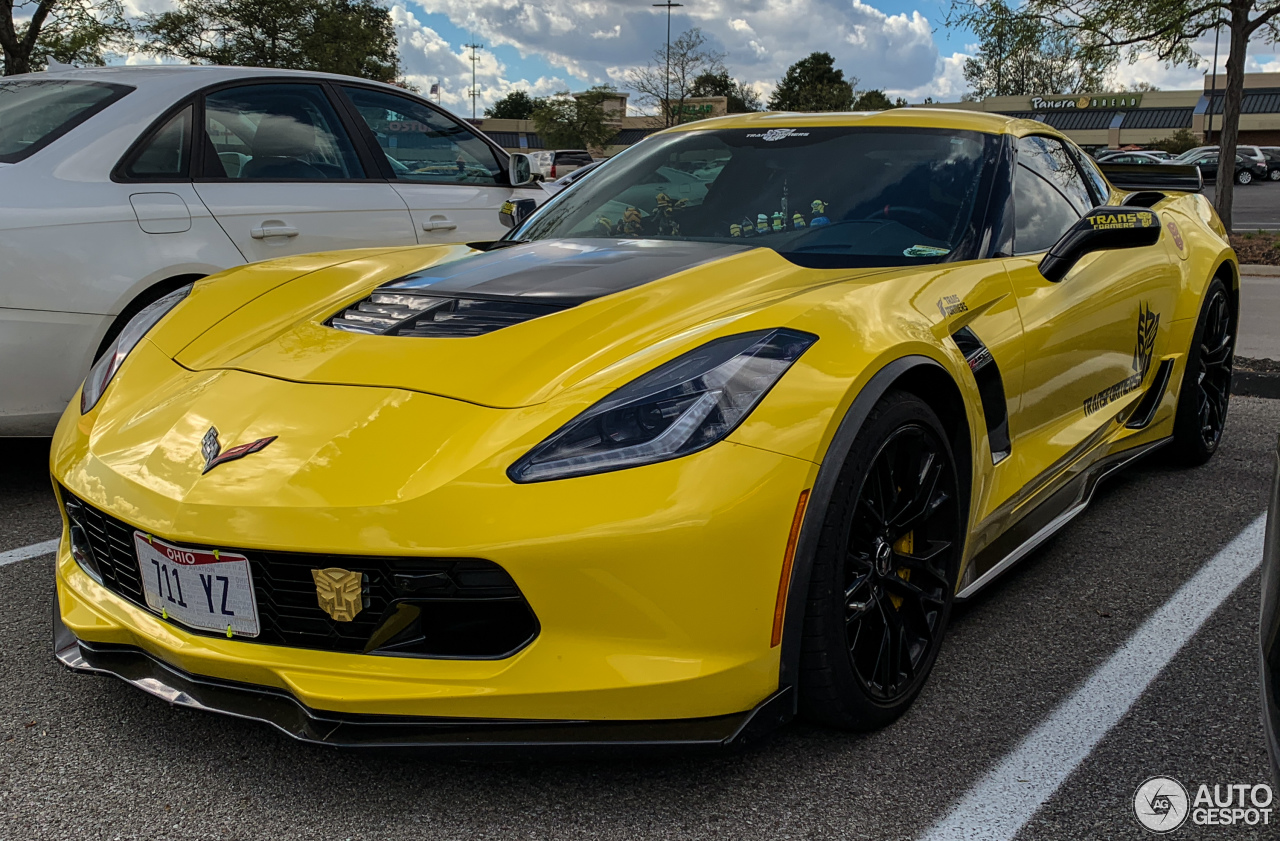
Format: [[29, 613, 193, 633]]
[[932, 72, 1280, 150]]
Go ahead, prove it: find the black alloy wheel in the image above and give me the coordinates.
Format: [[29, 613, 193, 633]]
[[799, 391, 962, 730], [1170, 278, 1234, 466]]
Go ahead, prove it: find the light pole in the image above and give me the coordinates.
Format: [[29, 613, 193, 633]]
[[652, 1, 684, 125], [466, 42, 484, 119]]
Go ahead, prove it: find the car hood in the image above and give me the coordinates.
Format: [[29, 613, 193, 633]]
[[172, 238, 886, 409]]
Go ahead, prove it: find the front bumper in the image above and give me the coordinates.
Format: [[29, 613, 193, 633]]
[[54, 595, 792, 751]]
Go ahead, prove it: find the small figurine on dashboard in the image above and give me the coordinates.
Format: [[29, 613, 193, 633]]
[[771, 211, 786, 233], [621, 206, 644, 236], [655, 192, 687, 235], [741, 216, 756, 237], [810, 200, 831, 226], [757, 213, 770, 235], [593, 216, 614, 236], [730, 222, 742, 237], [792, 212, 807, 230]]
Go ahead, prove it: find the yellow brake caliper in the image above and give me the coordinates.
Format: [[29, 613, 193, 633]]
[[889, 532, 913, 609]]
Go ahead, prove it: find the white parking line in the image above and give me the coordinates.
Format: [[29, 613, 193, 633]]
[[921, 513, 1267, 841], [0, 538, 60, 567]]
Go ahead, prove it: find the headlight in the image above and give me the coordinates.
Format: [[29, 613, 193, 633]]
[[508, 328, 817, 483], [81, 284, 192, 413]]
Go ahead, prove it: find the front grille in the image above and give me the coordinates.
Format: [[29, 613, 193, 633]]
[[330, 291, 560, 337], [60, 490, 539, 659]]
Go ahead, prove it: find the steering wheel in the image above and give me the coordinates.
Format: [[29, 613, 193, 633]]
[[866, 205, 950, 240]]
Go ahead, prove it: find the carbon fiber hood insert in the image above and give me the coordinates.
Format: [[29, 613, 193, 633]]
[[329, 239, 750, 338]]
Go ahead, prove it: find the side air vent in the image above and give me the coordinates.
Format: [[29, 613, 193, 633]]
[[330, 291, 564, 338]]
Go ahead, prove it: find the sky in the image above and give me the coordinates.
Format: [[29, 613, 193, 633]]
[[119, 0, 1280, 119]]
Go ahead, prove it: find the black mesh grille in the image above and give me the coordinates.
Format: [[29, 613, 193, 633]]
[[329, 291, 562, 338], [61, 490, 539, 659]]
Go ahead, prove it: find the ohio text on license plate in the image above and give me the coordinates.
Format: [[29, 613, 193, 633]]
[[133, 532, 260, 637]]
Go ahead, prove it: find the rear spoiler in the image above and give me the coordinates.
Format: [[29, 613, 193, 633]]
[[1099, 163, 1203, 193]]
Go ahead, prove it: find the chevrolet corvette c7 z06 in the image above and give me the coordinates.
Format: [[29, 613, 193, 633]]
[[49, 109, 1237, 749]]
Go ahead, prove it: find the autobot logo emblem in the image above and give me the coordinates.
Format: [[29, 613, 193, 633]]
[[1134, 302, 1160, 379], [1134, 776, 1189, 832], [200, 426, 278, 474], [311, 568, 365, 622]]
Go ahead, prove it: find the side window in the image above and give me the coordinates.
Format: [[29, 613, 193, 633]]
[[1018, 136, 1093, 214], [122, 105, 192, 180], [1069, 143, 1111, 205], [341, 86, 504, 185], [1014, 161, 1083, 255], [202, 84, 364, 180]]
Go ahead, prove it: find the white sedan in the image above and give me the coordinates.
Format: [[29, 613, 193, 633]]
[[0, 65, 540, 435]]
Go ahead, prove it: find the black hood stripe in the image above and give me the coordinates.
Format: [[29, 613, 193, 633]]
[[384, 238, 752, 307]]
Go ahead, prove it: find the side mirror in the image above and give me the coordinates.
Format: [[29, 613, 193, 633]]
[[499, 198, 538, 228], [1039, 207, 1163, 282], [507, 153, 534, 187]]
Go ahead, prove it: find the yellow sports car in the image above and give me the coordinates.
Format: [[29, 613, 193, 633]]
[[50, 109, 1236, 748]]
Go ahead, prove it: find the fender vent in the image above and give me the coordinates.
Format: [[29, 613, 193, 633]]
[[330, 291, 564, 338]]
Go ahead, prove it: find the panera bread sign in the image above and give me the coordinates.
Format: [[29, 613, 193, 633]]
[[1030, 94, 1144, 110]]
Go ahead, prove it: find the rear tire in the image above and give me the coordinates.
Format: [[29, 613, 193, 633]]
[[1168, 277, 1234, 466], [1237, 169, 1254, 185], [798, 391, 962, 731], [1269, 169, 1280, 182]]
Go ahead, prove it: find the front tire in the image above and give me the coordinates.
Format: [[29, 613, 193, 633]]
[[1169, 277, 1234, 466], [1268, 168, 1280, 181], [798, 391, 962, 730]]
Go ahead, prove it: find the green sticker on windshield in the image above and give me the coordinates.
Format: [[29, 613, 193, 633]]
[[904, 245, 951, 257]]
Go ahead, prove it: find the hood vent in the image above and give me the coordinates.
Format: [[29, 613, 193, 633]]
[[329, 291, 564, 338]]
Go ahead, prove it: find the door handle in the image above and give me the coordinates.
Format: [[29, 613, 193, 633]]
[[250, 223, 299, 239], [423, 216, 457, 232]]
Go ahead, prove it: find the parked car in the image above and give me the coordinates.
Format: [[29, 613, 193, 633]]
[[1171, 144, 1268, 169], [1260, 147, 1280, 181], [1095, 151, 1165, 165], [543, 158, 604, 194], [1169, 150, 1267, 185], [51, 110, 1239, 747], [0, 66, 542, 436], [530, 149, 594, 180]]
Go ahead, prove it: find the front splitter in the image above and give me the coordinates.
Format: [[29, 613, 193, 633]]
[[54, 599, 792, 754]]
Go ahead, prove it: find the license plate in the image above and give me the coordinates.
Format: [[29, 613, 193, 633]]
[[134, 531, 260, 638]]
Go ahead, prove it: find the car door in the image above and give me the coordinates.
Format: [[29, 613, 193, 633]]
[[1001, 135, 1181, 488], [336, 85, 540, 243], [192, 82, 416, 261]]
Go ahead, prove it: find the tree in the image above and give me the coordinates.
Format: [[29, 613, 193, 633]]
[[956, 0, 1280, 230], [852, 89, 906, 110], [955, 0, 1116, 98], [1127, 81, 1161, 91], [689, 69, 762, 113], [767, 52, 855, 112], [531, 86, 619, 151], [627, 28, 724, 126], [485, 90, 543, 120], [1, 0, 131, 75], [139, 0, 400, 83], [1148, 127, 1201, 154]]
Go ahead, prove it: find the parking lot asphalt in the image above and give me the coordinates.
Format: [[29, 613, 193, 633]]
[[1, 397, 1278, 840], [1206, 184, 1280, 231]]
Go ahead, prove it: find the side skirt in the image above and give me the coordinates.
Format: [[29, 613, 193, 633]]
[[955, 436, 1170, 601]]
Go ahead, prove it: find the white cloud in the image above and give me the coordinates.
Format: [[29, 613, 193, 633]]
[[406, 0, 947, 102]]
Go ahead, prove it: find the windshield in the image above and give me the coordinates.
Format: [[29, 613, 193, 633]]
[[513, 126, 998, 268], [0, 80, 131, 163]]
